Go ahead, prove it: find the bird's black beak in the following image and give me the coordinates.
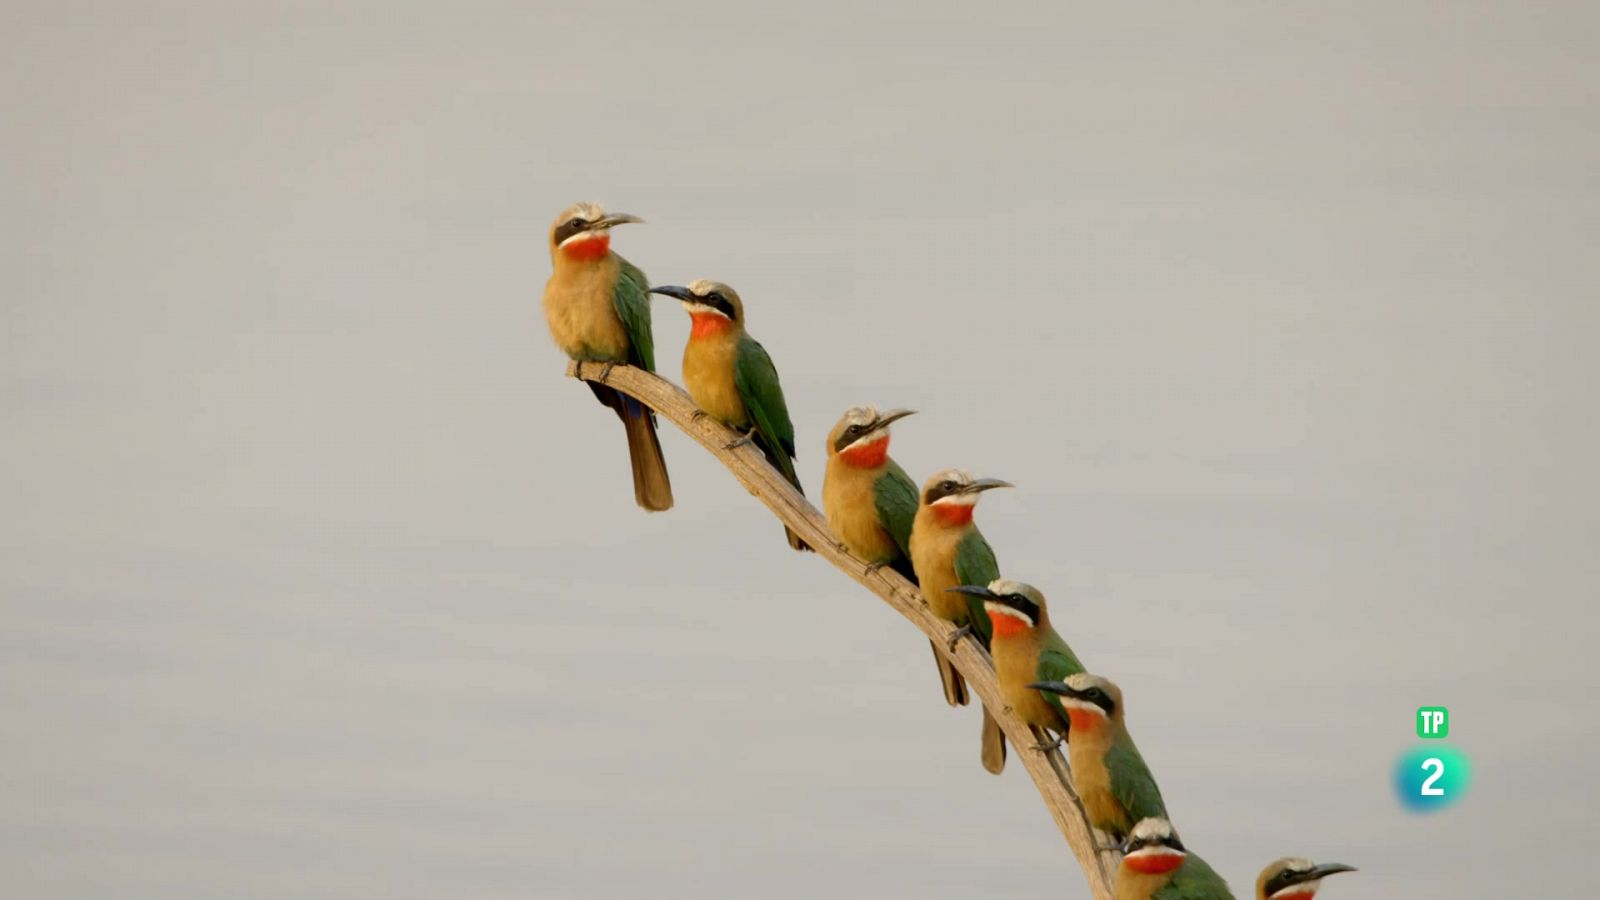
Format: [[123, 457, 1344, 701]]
[[591, 212, 643, 229], [1027, 680, 1084, 699], [946, 584, 1000, 602], [871, 408, 917, 430], [959, 477, 1014, 495], [647, 285, 695, 302], [1307, 863, 1358, 882]]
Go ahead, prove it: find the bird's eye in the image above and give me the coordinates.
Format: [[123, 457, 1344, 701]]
[[568, 218, 587, 229], [845, 424, 862, 436], [941, 480, 956, 491], [1008, 593, 1026, 604]]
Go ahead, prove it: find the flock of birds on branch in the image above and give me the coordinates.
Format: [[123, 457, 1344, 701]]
[[541, 202, 1357, 900]]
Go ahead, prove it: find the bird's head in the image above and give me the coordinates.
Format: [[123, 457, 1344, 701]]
[[947, 579, 1048, 638], [828, 406, 916, 467], [1257, 858, 1357, 900], [918, 468, 1012, 527], [1120, 818, 1188, 877], [648, 280, 744, 339], [549, 202, 642, 263], [1029, 672, 1124, 733]]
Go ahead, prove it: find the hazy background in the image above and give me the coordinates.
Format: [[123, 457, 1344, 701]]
[[4, 2, 1596, 897]]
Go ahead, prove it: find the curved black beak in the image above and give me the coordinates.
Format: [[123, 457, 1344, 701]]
[[960, 477, 1014, 495], [1308, 863, 1357, 881], [1027, 680, 1082, 698], [592, 212, 643, 229], [648, 285, 695, 302], [871, 408, 917, 430], [946, 584, 1000, 601]]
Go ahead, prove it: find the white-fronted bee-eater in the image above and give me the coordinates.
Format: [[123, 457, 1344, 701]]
[[947, 580, 1083, 752], [1117, 818, 1235, 900], [822, 406, 919, 578], [648, 280, 810, 551], [1029, 673, 1165, 844], [912, 470, 1012, 772], [1255, 859, 1356, 900], [541, 202, 672, 511]]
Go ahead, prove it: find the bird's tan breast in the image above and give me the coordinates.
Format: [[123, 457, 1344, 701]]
[[910, 513, 968, 622], [823, 460, 897, 562], [683, 334, 748, 427], [543, 254, 628, 361], [1068, 733, 1128, 834], [1114, 869, 1168, 900], [991, 633, 1061, 732]]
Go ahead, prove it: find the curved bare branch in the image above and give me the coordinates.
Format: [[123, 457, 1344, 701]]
[[568, 360, 1118, 899]]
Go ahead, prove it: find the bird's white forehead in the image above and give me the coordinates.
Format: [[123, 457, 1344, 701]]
[[840, 406, 880, 427], [687, 278, 728, 296], [1130, 818, 1174, 841], [987, 578, 1029, 596], [1065, 672, 1109, 691], [559, 201, 606, 223], [1277, 858, 1315, 873], [924, 468, 974, 488]]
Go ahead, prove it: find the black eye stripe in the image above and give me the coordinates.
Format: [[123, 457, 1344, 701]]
[[553, 217, 590, 245], [692, 291, 738, 321]]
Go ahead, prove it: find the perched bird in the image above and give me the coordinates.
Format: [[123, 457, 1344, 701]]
[[948, 579, 1083, 751], [1029, 673, 1165, 843], [912, 469, 1012, 772], [649, 280, 810, 551], [822, 406, 919, 579], [541, 202, 672, 511], [1255, 859, 1356, 900], [1117, 818, 1235, 900]]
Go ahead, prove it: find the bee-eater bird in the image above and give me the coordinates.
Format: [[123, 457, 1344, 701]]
[[1255, 859, 1356, 900], [1117, 818, 1235, 900], [1028, 673, 1165, 843], [822, 406, 919, 578], [541, 202, 672, 511], [911, 469, 1011, 772], [947, 580, 1083, 751], [648, 280, 810, 551]]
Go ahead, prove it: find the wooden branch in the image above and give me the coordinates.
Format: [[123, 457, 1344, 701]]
[[568, 360, 1119, 899]]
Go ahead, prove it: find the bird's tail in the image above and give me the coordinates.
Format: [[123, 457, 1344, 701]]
[[929, 640, 969, 706], [980, 705, 1007, 775], [758, 436, 812, 552], [589, 382, 673, 512]]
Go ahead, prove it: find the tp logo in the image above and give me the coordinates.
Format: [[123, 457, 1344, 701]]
[[1417, 706, 1448, 739], [1396, 706, 1469, 812]]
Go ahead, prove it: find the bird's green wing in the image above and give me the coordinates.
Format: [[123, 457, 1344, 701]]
[[873, 461, 918, 559], [733, 335, 800, 487], [1034, 631, 1085, 683], [1106, 735, 1167, 825], [1154, 854, 1235, 900], [952, 528, 1000, 642], [612, 256, 654, 372]]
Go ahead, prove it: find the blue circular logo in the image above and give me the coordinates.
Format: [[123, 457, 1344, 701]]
[[1394, 745, 1471, 812]]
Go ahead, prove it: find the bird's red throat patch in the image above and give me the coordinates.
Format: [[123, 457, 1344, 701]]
[[1123, 852, 1185, 876], [560, 233, 610, 262], [1065, 709, 1103, 733], [987, 608, 1031, 639], [689, 313, 734, 340], [931, 503, 974, 527], [838, 437, 889, 468]]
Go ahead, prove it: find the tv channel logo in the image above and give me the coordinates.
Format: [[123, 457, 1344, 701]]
[[1397, 706, 1469, 812]]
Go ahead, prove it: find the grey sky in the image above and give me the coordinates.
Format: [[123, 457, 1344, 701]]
[[3, 2, 1597, 897]]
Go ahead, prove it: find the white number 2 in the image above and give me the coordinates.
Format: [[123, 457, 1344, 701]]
[[1420, 758, 1445, 796]]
